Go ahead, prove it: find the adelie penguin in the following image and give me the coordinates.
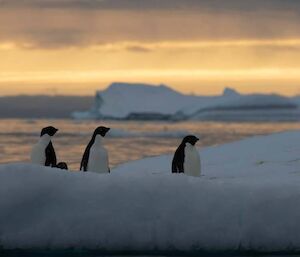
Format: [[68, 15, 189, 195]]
[[80, 126, 111, 173], [30, 126, 58, 167], [172, 135, 201, 177]]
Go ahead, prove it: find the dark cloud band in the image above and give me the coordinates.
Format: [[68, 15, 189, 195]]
[[0, 0, 300, 49], [1, 0, 300, 11]]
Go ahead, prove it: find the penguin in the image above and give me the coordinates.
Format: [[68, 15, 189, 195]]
[[56, 162, 68, 170], [80, 126, 110, 173], [30, 126, 58, 167], [172, 135, 201, 177]]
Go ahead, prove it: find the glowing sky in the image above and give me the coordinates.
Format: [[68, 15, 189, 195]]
[[1, 0, 300, 95]]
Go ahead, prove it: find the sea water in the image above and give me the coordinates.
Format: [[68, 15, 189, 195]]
[[1, 119, 300, 170]]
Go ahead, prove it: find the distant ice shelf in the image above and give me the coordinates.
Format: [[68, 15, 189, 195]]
[[72, 82, 300, 121]]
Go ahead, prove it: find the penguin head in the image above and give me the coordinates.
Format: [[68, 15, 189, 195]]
[[40, 126, 58, 137], [94, 126, 110, 137], [182, 135, 199, 146]]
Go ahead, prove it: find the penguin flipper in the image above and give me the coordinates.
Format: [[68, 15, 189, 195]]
[[172, 145, 185, 173], [172, 159, 178, 173], [45, 141, 57, 167], [172, 160, 184, 173], [80, 145, 90, 171]]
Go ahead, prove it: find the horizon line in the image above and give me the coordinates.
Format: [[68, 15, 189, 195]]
[[0, 84, 299, 98]]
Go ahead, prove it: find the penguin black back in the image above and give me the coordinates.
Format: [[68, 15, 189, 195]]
[[172, 135, 199, 173], [45, 141, 57, 167], [80, 126, 110, 171], [41, 126, 58, 167]]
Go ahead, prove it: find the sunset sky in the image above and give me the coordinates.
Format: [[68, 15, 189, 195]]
[[1, 0, 300, 96]]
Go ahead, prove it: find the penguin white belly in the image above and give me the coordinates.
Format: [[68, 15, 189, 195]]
[[88, 145, 109, 173], [184, 144, 201, 177], [31, 144, 46, 165], [30, 135, 50, 165]]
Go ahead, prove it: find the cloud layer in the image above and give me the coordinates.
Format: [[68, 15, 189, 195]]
[[1, 5, 300, 49], [1, 0, 300, 95], [1, 0, 300, 11]]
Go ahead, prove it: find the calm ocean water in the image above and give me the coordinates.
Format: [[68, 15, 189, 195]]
[[1, 119, 300, 170]]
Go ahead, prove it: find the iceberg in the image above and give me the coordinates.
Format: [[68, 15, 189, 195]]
[[190, 88, 299, 121], [72, 83, 300, 121], [71, 82, 207, 120], [1, 131, 300, 254]]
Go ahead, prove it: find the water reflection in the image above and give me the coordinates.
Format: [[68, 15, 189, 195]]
[[0, 119, 300, 170]]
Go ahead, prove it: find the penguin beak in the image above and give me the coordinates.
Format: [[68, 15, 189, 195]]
[[105, 127, 111, 134]]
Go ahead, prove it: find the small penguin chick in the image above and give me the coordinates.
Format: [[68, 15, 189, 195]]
[[56, 162, 68, 170], [172, 135, 201, 177]]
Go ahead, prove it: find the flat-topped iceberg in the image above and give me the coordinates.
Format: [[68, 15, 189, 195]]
[[72, 83, 299, 121], [72, 82, 202, 120], [1, 131, 300, 254]]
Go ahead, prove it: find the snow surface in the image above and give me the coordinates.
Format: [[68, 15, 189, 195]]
[[72, 83, 300, 121], [1, 131, 300, 253]]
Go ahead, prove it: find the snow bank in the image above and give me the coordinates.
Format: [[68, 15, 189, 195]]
[[1, 131, 300, 253], [72, 83, 300, 121]]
